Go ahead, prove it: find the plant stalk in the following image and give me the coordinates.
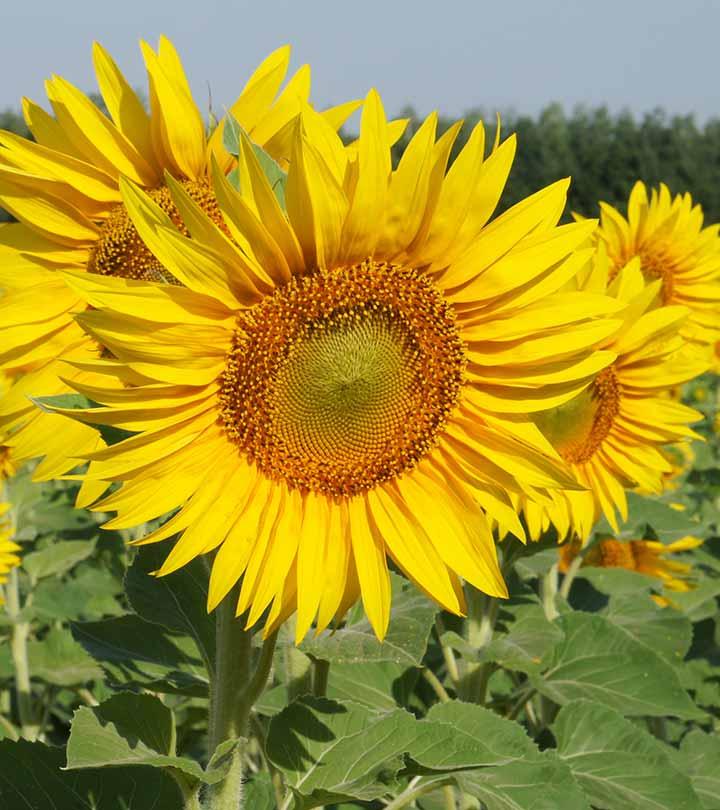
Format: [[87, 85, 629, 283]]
[[6, 568, 37, 739], [460, 587, 498, 703]]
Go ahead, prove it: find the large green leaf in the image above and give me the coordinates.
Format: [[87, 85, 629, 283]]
[[66, 692, 236, 786], [0, 739, 182, 809], [604, 593, 692, 663], [72, 615, 208, 696], [594, 492, 700, 542], [456, 753, 591, 810], [125, 544, 215, 672], [26, 627, 103, 686], [267, 697, 416, 808], [531, 612, 702, 718], [23, 539, 97, 582], [674, 730, 720, 809], [554, 700, 702, 810], [244, 772, 278, 810], [33, 567, 124, 622], [407, 701, 539, 770], [301, 574, 436, 667], [327, 661, 418, 711]]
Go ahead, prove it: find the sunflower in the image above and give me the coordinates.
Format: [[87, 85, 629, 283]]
[[0, 504, 20, 607], [55, 93, 621, 640], [530, 246, 708, 541], [0, 38, 359, 488], [596, 181, 720, 349], [559, 534, 703, 605]]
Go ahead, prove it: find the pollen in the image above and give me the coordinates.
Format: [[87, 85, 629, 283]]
[[87, 180, 226, 283], [218, 261, 466, 497], [535, 366, 621, 465]]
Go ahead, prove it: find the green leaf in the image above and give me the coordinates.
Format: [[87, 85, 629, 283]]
[[531, 612, 702, 718], [554, 700, 702, 810], [407, 701, 539, 771], [483, 605, 564, 674], [33, 567, 124, 622], [666, 579, 720, 622], [456, 753, 591, 810], [301, 574, 436, 667], [595, 492, 700, 542], [267, 696, 417, 808], [23, 539, 97, 582], [66, 693, 236, 786], [327, 661, 418, 711], [125, 544, 215, 672], [244, 772, 278, 810], [575, 566, 656, 595], [675, 730, 720, 809], [0, 739, 183, 808], [30, 392, 98, 413], [72, 615, 208, 696], [26, 627, 103, 686], [222, 114, 287, 207], [604, 593, 692, 663]]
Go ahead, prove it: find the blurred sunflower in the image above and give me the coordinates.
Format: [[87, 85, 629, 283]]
[[596, 181, 720, 349], [0, 38, 359, 489], [53, 93, 622, 640], [559, 535, 703, 605], [531, 246, 708, 540], [0, 504, 20, 607]]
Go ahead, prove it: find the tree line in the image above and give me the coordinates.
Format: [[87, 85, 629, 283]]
[[2, 102, 720, 223]]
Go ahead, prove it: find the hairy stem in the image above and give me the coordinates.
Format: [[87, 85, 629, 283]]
[[460, 587, 498, 703], [6, 568, 37, 739], [540, 563, 560, 620], [558, 553, 583, 600], [311, 658, 330, 697], [384, 778, 452, 810]]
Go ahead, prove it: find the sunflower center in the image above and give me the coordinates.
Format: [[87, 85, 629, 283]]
[[87, 179, 225, 283], [218, 261, 466, 497], [637, 245, 675, 304], [534, 366, 621, 464]]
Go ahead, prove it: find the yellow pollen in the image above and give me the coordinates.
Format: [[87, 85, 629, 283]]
[[218, 261, 466, 497], [87, 180, 225, 283], [610, 243, 676, 304], [535, 366, 621, 465]]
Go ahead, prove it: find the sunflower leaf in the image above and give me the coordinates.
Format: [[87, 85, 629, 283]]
[[673, 729, 720, 809], [125, 543, 215, 672], [553, 700, 703, 810], [0, 739, 183, 809], [530, 612, 704, 719], [455, 753, 591, 810], [266, 696, 417, 808], [23, 539, 97, 583], [301, 573, 436, 667], [66, 692, 238, 786]]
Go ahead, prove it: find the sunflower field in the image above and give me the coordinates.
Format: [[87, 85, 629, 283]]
[[0, 39, 719, 810]]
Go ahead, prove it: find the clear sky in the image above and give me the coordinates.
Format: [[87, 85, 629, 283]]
[[1, 0, 717, 122]]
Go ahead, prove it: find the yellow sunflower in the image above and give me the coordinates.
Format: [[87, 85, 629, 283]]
[[55, 93, 621, 641], [0, 38, 359, 491], [559, 534, 703, 605], [596, 181, 720, 348], [529, 246, 708, 541], [0, 504, 20, 607]]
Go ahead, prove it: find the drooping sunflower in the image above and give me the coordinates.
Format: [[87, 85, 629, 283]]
[[559, 534, 703, 605], [595, 181, 720, 349], [0, 38, 359, 489], [0, 504, 20, 607], [56, 94, 622, 640], [529, 246, 708, 541]]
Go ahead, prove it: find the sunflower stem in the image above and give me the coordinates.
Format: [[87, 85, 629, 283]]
[[206, 594, 252, 810], [460, 587, 498, 703], [6, 567, 37, 740], [558, 553, 583, 600], [540, 563, 560, 620]]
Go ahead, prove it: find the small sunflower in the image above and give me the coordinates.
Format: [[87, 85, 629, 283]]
[[559, 535, 703, 605], [57, 94, 620, 640], [0, 38, 359, 487], [530, 246, 708, 540], [596, 181, 720, 348], [0, 504, 20, 607]]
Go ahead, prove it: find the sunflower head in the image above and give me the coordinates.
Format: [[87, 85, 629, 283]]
[[53, 91, 628, 640]]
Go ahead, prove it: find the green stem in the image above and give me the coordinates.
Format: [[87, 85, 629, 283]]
[[206, 594, 278, 810], [460, 587, 498, 703], [423, 668, 451, 703], [311, 658, 330, 697], [384, 778, 453, 810], [443, 784, 456, 810], [540, 563, 559, 620], [435, 617, 460, 687], [558, 553, 583, 600], [6, 568, 37, 739]]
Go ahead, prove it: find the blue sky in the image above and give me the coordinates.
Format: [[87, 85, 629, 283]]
[[1, 0, 717, 121]]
